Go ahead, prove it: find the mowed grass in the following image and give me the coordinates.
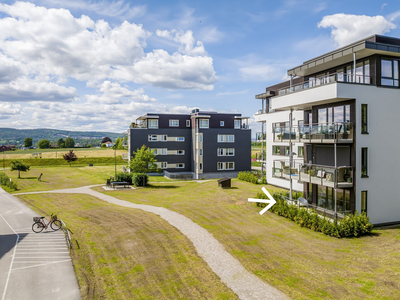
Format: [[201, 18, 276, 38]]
[[3, 165, 120, 192], [17, 193, 237, 300], [96, 180, 400, 300]]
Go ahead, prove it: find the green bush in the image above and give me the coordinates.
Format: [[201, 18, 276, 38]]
[[115, 172, 133, 185], [0, 172, 18, 191], [132, 173, 148, 187], [237, 171, 259, 184], [255, 192, 372, 238]]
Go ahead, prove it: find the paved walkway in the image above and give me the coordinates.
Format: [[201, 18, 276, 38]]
[[0, 187, 81, 300], [17, 186, 289, 300]]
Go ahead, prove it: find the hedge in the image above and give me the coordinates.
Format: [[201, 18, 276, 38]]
[[132, 173, 148, 187], [237, 171, 259, 184], [256, 192, 373, 238], [115, 172, 133, 185], [0, 172, 18, 191]]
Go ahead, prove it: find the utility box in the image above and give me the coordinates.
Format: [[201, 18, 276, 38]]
[[217, 177, 231, 188]]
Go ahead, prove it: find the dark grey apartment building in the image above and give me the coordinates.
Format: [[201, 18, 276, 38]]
[[128, 110, 251, 179]]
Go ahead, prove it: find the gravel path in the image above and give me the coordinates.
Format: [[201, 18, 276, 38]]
[[16, 186, 289, 300]]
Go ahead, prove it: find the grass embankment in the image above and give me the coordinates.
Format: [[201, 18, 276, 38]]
[[18, 193, 237, 300], [95, 180, 400, 300], [6, 148, 126, 158]]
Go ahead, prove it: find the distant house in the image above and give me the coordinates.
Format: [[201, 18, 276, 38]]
[[105, 141, 114, 147], [50, 143, 58, 148], [0, 145, 11, 151], [5, 145, 15, 150]]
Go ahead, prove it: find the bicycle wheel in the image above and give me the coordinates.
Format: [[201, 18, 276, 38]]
[[32, 222, 45, 233], [50, 220, 62, 231]]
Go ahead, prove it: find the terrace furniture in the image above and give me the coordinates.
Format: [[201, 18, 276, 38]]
[[110, 181, 129, 189], [217, 177, 231, 188]]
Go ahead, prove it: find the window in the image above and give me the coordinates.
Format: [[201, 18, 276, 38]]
[[148, 119, 158, 129], [199, 149, 203, 156], [217, 148, 234, 156], [298, 146, 304, 157], [361, 104, 368, 134], [148, 135, 158, 141], [199, 119, 209, 128], [220, 121, 224, 126], [361, 191, 368, 215], [234, 120, 241, 129], [157, 162, 167, 169], [175, 137, 185, 141], [169, 120, 179, 127], [285, 146, 290, 156], [151, 148, 167, 155], [160, 135, 167, 141], [217, 134, 234, 143], [217, 162, 235, 170], [176, 150, 185, 155], [186, 120, 190, 127], [176, 163, 185, 168], [272, 145, 280, 155], [198, 134, 203, 142], [199, 163, 203, 171], [361, 147, 368, 177], [381, 59, 399, 86]]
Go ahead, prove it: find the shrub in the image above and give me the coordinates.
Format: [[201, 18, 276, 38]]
[[115, 172, 133, 185], [255, 192, 372, 238], [0, 172, 18, 191], [132, 173, 148, 187], [237, 171, 259, 184]]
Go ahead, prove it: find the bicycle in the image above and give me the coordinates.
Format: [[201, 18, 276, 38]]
[[32, 213, 62, 233]]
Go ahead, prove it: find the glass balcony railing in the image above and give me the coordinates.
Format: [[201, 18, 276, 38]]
[[255, 153, 266, 162], [256, 132, 266, 141], [273, 122, 353, 143], [272, 159, 303, 180], [277, 73, 372, 96], [298, 163, 353, 188]]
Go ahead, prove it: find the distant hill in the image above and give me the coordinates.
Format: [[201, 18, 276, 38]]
[[0, 128, 124, 147]]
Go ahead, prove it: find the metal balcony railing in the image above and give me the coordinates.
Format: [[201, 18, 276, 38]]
[[272, 159, 303, 180], [277, 73, 372, 96], [273, 122, 353, 143], [298, 163, 353, 188]]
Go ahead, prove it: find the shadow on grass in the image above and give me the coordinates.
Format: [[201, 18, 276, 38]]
[[19, 177, 39, 180], [221, 187, 239, 190], [147, 185, 179, 189]]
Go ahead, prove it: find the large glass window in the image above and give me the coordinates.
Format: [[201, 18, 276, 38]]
[[169, 120, 179, 127], [272, 146, 280, 155], [361, 191, 368, 215], [148, 119, 158, 129], [381, 59, 399, 86], [361, 104, 368, 134], [298, 146, 304, 157], [361, 147, 368, 177], [199, 119, 209, 128], [234, 120, 241, 129]]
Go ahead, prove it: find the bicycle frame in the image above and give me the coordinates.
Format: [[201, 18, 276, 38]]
[[38, 213, 56, 229]]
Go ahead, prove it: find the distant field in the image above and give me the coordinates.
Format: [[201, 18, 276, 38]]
[[3, 148, 126, 159]]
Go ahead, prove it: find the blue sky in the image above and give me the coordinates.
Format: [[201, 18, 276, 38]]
[[1, 0, 400, 135]]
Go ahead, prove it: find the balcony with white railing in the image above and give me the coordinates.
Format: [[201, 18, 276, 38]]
[[273, 122, 353, 143], [298, 163, 353, 188]]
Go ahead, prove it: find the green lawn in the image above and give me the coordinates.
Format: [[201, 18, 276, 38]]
[[8, 166, 400, 299]]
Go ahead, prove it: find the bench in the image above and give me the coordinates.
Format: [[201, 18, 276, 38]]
[[110, 181, 129, 189]]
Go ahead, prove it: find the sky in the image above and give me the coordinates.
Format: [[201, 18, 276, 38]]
[[1, 0, 400, 135]]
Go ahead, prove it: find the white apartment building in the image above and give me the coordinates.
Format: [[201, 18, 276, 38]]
[[255, 34, 400, 225]]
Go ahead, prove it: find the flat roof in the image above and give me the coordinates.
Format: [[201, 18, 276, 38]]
[[288, 35, 400, 76]]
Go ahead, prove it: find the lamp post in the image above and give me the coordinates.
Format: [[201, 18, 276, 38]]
[[2, 151, 4, 169], [114, 145, 117, 178]]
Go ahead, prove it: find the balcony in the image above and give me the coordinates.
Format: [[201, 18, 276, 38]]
[[255, 132, 266, 141], [277, 73, 372, 96], [255, 153, 266, 162], [272, 160, 303, 180], [273, 122, 353, 143], [298, 163, 353, 188]]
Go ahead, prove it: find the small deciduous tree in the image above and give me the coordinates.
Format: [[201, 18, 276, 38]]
[[64, 137, 75, 148], [10, 160, 30, 178], [114, 137, 125, 150], [38, 139, 50, 149], [24, 137, 33, 148], [129, 145, 160, 186], [63, 150, 78, 167]]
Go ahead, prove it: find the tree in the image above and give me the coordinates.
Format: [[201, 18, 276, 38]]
[[63, 150, 78, 166], [65, 137, 75, 148], [114, 137, 125, 150], [57, 138, 65, 148], [129, 145, 160, 186], [24, 137, 33, 148], [38, 139, 50, 149], [10, 160, 30, 178], [101, 143, 107, 148]]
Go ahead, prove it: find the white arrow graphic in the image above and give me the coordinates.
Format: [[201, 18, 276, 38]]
[[248, 187, 276, 215]]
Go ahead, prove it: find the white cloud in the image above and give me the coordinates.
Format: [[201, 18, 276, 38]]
[[0, 1, 217, 95], [387, 10, 400, 22], [216, 90, 248, 96], [239, 64, 282, 82], [318, 13, 396, 47], [198, 26, 224, 43], [155, 29, 206, 55], [0, 103, 22, 119]]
